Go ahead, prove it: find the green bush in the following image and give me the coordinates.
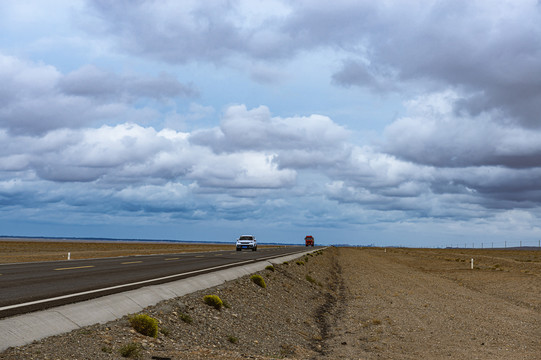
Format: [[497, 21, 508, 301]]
[[265, 265, 275, 272], [296, 260, 304, 266], [129, 314, 158, 338], [179, 312, 193, 324], [119, 342, 141, 358], [203, 295, 223, 310], [250, 274, 266, 288]]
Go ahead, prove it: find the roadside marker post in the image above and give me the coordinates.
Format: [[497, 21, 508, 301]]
[[68, 252, 70, 260], [471, 258, 474, 270]]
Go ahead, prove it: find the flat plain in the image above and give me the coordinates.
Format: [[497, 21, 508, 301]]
[[0, 238, 241, 263], [0, 241, 539, 359]]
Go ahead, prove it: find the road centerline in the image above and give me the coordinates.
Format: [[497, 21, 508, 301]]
[[121, 261, 142, 265], [54, 265, 95, 271], [0, 259, 256, 312]]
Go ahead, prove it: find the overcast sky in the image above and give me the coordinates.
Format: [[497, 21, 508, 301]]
[[1, 0, 541, 247]]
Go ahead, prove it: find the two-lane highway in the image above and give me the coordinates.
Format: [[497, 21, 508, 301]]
[[0, 247, 312, 318]]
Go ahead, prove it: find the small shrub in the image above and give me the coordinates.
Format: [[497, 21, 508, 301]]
[[305, 275, 316, 284], [265, 265, 275, 272], [223, 300, 231, 309], [101, 346, 112, 354], [160, 326, 170, 336], [129, 314, 158, 338], [283, 261, 289, 265], [250, 274, 266, 288], [203, 295, 223, 310], [296, 260, 304, 266], [179, 312, 193, 324], [227, 335, 238, 344], [119, 342, 141, 358]]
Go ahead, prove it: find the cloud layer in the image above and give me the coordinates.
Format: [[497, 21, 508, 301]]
[[1, 0, 541, 245]]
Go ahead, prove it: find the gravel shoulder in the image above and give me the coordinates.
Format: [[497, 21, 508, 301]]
[[1, 246, 539, 359]]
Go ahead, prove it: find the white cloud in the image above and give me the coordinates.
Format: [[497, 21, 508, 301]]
[[191, 104, 350, 155]]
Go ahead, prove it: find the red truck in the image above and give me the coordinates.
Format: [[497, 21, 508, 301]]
[[305, 235, 314, 246]]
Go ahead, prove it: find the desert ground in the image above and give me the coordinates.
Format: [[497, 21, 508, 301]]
[[1, 241, 539, 359]]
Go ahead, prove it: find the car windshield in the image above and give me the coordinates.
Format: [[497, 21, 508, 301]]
[[239, 236, 254, 240]]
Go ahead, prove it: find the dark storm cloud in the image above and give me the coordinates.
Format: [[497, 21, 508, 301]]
[[325, 1, 541, 128], [382, 91, 541, 169], [87, 0, 541, 129], [87, 0, 250, 64]]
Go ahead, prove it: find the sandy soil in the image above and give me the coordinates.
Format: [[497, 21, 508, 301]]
[[1, 244, 539, 359], [321, 247, 540, 359]]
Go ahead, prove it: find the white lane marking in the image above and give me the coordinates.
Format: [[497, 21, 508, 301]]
[[0, 259, 254, 312]]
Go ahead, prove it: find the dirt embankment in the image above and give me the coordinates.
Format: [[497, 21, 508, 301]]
[[1, 246, 540, 359]]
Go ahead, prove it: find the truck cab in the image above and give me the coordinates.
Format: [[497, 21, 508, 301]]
[[305, 235, 314, 246]]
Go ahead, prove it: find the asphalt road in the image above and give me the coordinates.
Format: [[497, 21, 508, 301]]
[[0, 247, 315, 318]]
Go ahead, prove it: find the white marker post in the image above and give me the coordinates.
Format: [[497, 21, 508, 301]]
[[68, 252, 71, 260], [471, 258, 474, 270]]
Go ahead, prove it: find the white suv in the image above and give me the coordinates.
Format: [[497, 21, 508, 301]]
[[236, 235, 257, 251]]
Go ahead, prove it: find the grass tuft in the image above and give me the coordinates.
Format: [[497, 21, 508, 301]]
[[119, 342, 141, 358], [227, 335, 238, 344], [265, 265, 275, 272], [179, 312, 193, 324], [250, 274, 266, 288], [129, 314, 159, 338], [203, 294, 223, 310]]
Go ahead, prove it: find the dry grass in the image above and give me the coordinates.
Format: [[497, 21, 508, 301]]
[[0, 238, 273, 264]]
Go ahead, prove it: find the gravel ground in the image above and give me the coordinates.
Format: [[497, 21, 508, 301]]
[[1, 246, 539, 359], [1, 249, 335, 360]]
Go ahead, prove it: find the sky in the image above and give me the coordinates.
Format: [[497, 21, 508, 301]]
[[1, 0, 541, 247]]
